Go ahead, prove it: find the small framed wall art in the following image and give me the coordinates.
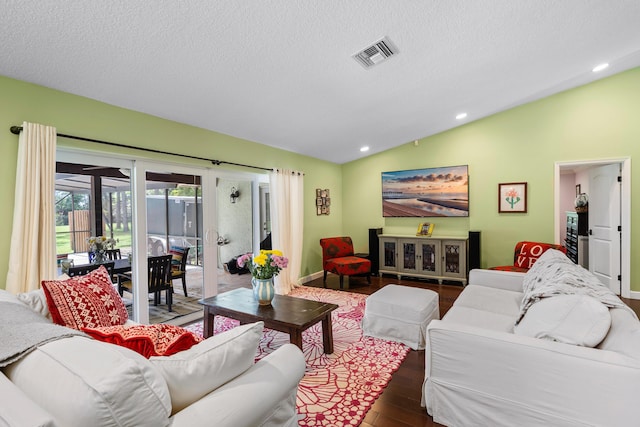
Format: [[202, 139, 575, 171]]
[[416, 222, 434, 236], [498, 182, 527, 213], [316, 188, 330, 215]]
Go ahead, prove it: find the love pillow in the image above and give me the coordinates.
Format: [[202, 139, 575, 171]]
[[515, 242, 558, 269]]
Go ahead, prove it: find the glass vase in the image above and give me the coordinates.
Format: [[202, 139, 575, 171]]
[[251, 277, 275, 306]]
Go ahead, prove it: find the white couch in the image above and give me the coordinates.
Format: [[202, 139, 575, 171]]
[[422, 265, 640, 427], [0, 289, 306, 427]]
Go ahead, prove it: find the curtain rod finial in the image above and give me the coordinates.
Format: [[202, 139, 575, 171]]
[[10, 126, 22, 135]]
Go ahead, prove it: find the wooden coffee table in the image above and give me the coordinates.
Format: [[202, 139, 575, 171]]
[[201, 288, 339, 353]]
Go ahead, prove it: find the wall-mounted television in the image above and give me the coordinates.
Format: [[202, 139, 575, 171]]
[[382, 165, 469, 217]]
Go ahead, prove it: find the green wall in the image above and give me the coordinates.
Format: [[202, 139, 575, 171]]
[[0, 75, 342, 288], [342, 67, 640, 292], [2, 68, 640, 292]]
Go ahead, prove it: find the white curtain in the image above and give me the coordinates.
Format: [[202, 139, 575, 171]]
[[6, 122, 57, 293], [270, 168, 304, 294]]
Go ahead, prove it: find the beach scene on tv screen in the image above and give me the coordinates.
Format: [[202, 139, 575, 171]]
[[382, 165, 469, 217]]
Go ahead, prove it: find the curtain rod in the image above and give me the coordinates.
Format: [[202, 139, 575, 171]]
[[9, 125, 272, 172]]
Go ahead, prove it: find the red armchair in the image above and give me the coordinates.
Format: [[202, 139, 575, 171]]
[[489, 241, 567, 273], [320, 237, 371, 289]]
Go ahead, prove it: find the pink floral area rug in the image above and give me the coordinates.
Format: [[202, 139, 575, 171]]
[[185, 286, 410, 426]]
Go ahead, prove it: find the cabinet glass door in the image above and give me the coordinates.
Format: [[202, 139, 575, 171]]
[[444, 243, 461, 274], [382, 240, 396, 268], [421, 243, 438, 273], [402, 241, 416, 270]]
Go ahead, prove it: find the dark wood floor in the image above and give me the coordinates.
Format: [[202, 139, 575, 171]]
[[306, 273, 640, 427], [306, 274, 464, 427]]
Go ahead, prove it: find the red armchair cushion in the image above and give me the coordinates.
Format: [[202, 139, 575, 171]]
[[320, 237, 355, 263], [490, 265, 529, 273], [325, 256, 371, 276]]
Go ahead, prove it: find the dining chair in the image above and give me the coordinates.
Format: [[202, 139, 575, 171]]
[[117, 255, 173, 311], [68, 261, 115, 279], [169, 246, 190, 297], [105, 249, 122, 260]]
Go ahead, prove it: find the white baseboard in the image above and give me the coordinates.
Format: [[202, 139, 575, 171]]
[[298, 270, 324, 285], [629, 290, 640, 300]]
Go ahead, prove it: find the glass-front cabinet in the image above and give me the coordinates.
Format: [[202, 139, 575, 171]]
[[379, 237, 398, 271], [399, 239, 441, 277], [378, 235, 467, 285], [442, 240, 466, 281]]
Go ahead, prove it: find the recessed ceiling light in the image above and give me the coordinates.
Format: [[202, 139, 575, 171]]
[[592, 63, 609, 73], [456, 113, 468, 120], [360, 146, 370, 152]]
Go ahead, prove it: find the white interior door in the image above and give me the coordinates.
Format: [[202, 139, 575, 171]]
[[588, 163, 621, 294]]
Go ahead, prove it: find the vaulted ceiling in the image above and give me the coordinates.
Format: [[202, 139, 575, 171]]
[[2, 1, 640, 163]]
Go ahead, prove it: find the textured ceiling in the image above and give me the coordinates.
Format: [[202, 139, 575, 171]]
[[2, 1, 640, 164]]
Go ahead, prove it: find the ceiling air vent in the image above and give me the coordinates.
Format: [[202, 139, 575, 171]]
[[352, 37, 397, 69]]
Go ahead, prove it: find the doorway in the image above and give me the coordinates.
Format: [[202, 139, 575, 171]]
[[215, 174, 271, 294], [554, 158, 631, 297]]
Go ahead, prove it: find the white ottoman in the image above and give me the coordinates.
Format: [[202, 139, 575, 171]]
[[361, 285, 439, 350]]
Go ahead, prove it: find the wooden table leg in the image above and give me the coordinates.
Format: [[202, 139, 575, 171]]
[[204, 307, 215, 338], [322, 314, 334, 354], [290, 328, 303, 351]]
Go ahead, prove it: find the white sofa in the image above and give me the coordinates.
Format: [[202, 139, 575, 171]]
[[0, 289, 306, 427], [422, 263, 640, 427]]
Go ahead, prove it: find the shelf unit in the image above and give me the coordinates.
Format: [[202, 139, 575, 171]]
[[565, 211, 589, 268], [378, 234, 468, 285]]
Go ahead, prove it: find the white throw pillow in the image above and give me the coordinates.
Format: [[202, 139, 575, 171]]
[[3, 336, 172, 427], [150, 321, 264, 414], [17, 289, 51, 320], [515, 294, 611, 347]]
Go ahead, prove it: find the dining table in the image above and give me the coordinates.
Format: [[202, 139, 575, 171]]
[[58, 258, 132, 276], [107, 258, 132, 274]]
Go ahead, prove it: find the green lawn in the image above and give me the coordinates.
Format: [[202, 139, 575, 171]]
[[56, 224, 132, 254]]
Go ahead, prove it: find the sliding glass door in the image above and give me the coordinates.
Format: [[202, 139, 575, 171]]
[[56, 150, 269, 324], [142, 169, 205, 324], [57, 151, 217, 324], [130, 160, 216, 324]]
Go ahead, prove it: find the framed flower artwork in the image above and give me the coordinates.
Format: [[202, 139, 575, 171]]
[[498, 182, 527, 213]]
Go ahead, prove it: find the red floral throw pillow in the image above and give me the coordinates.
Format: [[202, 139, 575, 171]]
[[82, 324, 204, 358], [41, 265, 128, 330]]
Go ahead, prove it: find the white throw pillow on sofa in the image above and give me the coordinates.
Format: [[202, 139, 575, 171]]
[[17, 288, 51, 320], [150, 321, 264, 414], [515, 294, 611, 347]]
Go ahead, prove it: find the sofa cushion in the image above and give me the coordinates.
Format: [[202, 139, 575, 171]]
[[515, 295, 611, 347], [150, 321, 263, 414], [3, 336, 172, 427], [443, 306, 517, 333], [41, 265, 128, 330], [598, 307, 640, 359], [82, 324, 203, 358], [0, 371, 56, 427], [453, 285, 523, 317]]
